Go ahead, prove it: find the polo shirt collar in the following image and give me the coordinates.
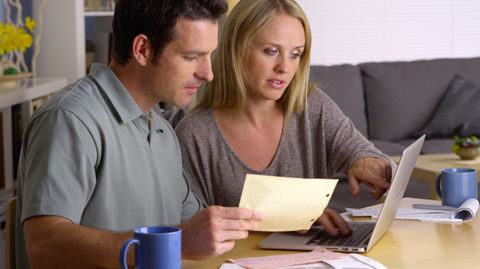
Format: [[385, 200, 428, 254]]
[[149, 110, 165, 135], [89, 63, 144, 124]]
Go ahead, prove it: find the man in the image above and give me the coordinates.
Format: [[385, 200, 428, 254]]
[[15, 0, 262, 268]]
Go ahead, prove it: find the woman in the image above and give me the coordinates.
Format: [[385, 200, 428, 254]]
[[176, 0, 394, 235]]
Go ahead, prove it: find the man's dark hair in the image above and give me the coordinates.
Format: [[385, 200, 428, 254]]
[[111, 0, 228, 64]]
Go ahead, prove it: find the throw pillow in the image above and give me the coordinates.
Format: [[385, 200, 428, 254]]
[[414, 74, 480, 138]]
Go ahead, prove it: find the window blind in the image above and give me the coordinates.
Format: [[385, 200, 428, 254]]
[[296, 0, 480, 65]]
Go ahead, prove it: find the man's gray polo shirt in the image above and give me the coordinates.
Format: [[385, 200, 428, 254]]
[[15, 64, 201, 268]]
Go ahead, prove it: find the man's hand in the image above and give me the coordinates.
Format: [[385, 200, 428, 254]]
[[298, 208, 351, 236], [348, 157, 392, 199], [178, 206, 263, 260]]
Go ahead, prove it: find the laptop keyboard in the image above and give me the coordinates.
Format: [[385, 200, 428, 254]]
[[307, 222, 375, 247]]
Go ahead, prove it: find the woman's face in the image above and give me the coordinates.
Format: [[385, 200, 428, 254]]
[[243, 12, 305, 103]]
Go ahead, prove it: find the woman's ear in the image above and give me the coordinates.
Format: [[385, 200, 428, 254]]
[[131, 34, 151, 66]]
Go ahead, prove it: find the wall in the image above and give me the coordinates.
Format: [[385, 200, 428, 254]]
[[296, 0, 480, 65], [11, 1, 480, 67]]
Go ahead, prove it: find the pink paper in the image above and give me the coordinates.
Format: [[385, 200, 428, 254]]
[[228, 247, 348, 269]]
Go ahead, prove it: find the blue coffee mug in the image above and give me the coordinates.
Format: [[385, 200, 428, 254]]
[[119, 226, 181, 269], [436, 168, 478, 207]]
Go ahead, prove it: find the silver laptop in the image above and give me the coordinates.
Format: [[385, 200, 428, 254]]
[[259, 135, 425, 253]]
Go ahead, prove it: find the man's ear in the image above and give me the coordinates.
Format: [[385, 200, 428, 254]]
[[131, 34, 151, 66]]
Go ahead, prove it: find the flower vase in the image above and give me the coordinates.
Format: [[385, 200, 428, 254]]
[[0, 60, 33, 88], [455, 147, 480, 160]]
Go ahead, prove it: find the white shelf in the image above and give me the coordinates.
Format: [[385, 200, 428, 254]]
[[84, 11, 114, 17], [0, 77, 68, 109], [0, 77, 67, 190]]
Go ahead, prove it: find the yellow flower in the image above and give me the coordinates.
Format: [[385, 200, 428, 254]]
[[18, 32, 33, 52], [25, 17, 36, 33], [0, 19, 35, 57]]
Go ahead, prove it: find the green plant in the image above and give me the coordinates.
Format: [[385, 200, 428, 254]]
[[451, 136, 480, 152], [3, 67, 18, 74]]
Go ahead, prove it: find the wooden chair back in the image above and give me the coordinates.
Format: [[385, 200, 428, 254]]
[[5, 197, 17, 269]]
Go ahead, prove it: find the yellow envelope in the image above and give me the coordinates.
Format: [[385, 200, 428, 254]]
[[239, 174, 338, 232]]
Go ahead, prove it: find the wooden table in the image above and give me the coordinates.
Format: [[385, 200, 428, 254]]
[[391, 153, 480, 199], [182, 198, 480, 268]]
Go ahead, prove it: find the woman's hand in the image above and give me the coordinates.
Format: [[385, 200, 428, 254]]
[[348, 157, 392, 199], [298, 208, 351, 236]]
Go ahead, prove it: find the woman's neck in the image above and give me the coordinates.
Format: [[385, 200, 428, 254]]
[[217, 100, 283, 129], [212, 99, 285, 171]]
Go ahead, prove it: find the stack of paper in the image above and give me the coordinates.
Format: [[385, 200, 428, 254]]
[[220, 247, 387, 269], [346, 198, 479, 223]]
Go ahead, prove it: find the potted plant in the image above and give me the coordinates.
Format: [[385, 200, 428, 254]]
[[451, 136, 480, 160]]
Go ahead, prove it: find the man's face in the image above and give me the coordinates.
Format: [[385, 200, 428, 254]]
[[145, 18, 218, 107]]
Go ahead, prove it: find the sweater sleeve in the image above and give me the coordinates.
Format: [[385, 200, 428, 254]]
[[175, 110, 215, 207], [309, 89, 395, 177]]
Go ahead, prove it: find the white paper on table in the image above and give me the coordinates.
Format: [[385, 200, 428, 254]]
[[239, 174, 337, 231], [324, 254, 387, 269], [228, 247, 347, 269], [345, 198, 479, 223], [219, 263, 329, 269], [346, 207, 457, 222], [346, 207, 448, 217], [220, 253, 387, 269]]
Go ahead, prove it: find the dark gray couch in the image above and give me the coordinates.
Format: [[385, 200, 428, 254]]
[[311, 57, 480, 211], [309, 57, 480, 156]]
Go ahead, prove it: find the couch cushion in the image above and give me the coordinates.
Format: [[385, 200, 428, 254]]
[[370, 140, 406, 156], [309, 64, 368, 137], [360, 57, 480, 141], [414, 74, 480, 138], [396, 139, 453, 154]]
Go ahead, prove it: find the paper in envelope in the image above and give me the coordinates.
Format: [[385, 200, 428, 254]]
[[238, 174, 338, 232]]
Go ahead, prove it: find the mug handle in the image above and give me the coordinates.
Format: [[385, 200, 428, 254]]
[[119, 238, 140, 269], [435, 174, 443, 198]]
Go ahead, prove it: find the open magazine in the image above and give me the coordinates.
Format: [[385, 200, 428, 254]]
[[451, 198, 479, 222], [346, 198, 479, 223]]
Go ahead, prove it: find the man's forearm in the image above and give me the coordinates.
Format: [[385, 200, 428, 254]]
[[24, 216, 134, 268]]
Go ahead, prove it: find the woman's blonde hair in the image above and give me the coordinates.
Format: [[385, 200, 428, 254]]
[[198, 0, 313, 118]]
